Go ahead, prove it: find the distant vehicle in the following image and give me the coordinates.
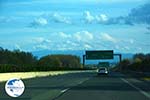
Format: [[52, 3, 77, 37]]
[[97, 67, 108, 75]]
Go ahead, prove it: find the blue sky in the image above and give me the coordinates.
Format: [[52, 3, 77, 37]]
[[0, 0, 150, 53]]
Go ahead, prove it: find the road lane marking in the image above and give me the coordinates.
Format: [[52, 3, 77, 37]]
[[78, 78, 90, 85], [121, 78, 150, 99], [61, 88, 69, 93], [52, 88, 70, 100], [61, 78, 90, 93], [79, 81, 83, 84]]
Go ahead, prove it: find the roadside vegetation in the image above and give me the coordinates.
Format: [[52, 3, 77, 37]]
[[0, 71, 91, 82], [0, 47, 85, 73], [114, 53, 150, 72]]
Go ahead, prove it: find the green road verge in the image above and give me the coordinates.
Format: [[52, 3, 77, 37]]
[[143, 77, 150, 81]]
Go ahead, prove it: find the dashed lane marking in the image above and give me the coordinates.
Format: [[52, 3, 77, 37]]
[[61, 88, 70, 93]]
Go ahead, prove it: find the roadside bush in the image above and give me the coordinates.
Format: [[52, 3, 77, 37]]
[[37, 55, 62, 71], [118, 53, 150, 72], [0, 64, 19, 72], [0, 47, 82, 72], [141, 59, 150, 72], [37, 55, 81, 71], [52, 55, 81, 68]]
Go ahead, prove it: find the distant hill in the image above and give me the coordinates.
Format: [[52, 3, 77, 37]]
[[32, 50, 134, 64]]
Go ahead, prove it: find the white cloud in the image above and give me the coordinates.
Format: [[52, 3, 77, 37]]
[[59, 32, 71, 38], [34, 44, 49, 50], [30, 31, 95, 50], [122, 38, 135, 44], [129, 39, 134, 44], [33, 37, 51, 44], [52, 13, 71, 24], [29, 17, 48, 27], [74, 31, 93, 41], [137, 47, 142, 51], [124, 46, 130, 50], [84, 44, 92, 49], [14, 44, 21, 50], [66, 40, 78, 46], [84, 31, 94, 40], [33, 37, 45, 43], [117, 45, 131, 52], [29, 31, 128, 51], [83, 11, 110, 24], [96, 14, 108, 23], [29, 31, 141, 51], [100, 33, 117, 43], [84, 11, 95, 23], [74, 33, 81, 41], [36, 18, 48, 25]]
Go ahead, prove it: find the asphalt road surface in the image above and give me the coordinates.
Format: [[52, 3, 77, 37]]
[[54, 72, 150, 100], [0, 71, 150, 100]]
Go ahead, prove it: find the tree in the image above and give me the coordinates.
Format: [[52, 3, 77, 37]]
[[119, 59, 130, 71], [37, 55, 62, 70], [133, 53, 145, 61], [0, 47, 37, 72]]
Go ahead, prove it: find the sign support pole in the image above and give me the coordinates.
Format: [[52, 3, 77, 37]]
[[113, 54, 122, 63], [114, 54, 122, 71], [83, 55, 85, 67]]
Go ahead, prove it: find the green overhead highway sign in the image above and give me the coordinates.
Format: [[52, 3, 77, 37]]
[[86, 50, 113, 60]]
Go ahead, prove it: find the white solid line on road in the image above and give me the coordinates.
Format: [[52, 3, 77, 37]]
[[61, 88, 69, 93], [78, 78, 90, 85], [121, 78, 150, 99], [79, 81, 83, 84]]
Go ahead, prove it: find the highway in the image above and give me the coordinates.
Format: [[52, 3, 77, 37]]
[[54, 72, 150, 100], [0, 71, 150, 100]]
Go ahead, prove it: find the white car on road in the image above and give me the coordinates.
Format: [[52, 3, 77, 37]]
[[97, 67, 108, 75]]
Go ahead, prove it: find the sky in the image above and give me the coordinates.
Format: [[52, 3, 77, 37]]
[[0, 0, 150, 53]]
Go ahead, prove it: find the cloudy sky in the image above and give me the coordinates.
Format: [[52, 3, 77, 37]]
[[0, 0, 150, 53]]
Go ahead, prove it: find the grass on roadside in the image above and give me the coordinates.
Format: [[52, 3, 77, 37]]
[[143, 77, 150, 81], [0, 70, 93, 82]]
